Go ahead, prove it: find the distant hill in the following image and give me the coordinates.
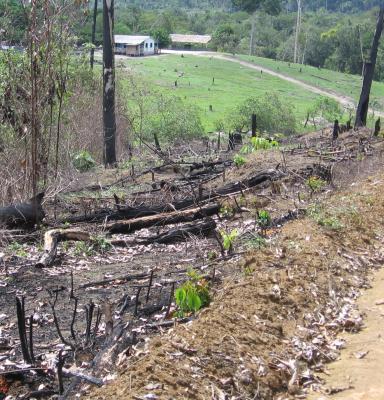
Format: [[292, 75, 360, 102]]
[[116, 0, 382, 13], [115, 0, 232, 11]]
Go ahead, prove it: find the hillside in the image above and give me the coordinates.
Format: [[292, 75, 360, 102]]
[[119, 52, 384, 133], [119, 53, 319, 132], [237, 54, 384, 113]]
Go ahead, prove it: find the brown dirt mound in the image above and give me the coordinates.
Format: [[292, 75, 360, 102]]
[[88, 176, 384, 400]]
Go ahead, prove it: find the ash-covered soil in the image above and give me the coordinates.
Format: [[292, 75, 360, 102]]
[[0, 128, 383, 399], [90, 175, 384, 400]]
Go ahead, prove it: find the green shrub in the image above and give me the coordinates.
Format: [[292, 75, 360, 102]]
[[92, 236, 112, 253], [220, 228, 239, 253], [241, 136, 279, 154], [307, 204, 343, 230], [257, 210, 271, 228], [228, 93, 296, 135], [219, 205, 234, 218], [233, 154, 246, 167], [175, 269, 210, 316], [74, 241, 94, 256], [7, 242, 27, 257], [245, 233, 266, 249], [306, 176, 326, 192], [72, 150, 95, 172]]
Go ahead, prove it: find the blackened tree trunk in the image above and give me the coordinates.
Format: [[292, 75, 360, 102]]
[[103, 0, 117, 166], [332, 119, 340, 141], [90, 0, 98, 69], [251, 113, 257, 137], [355, 7, 384, 128]]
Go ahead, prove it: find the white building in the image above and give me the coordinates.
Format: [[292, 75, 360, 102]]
[[114, 35, 158, 57]]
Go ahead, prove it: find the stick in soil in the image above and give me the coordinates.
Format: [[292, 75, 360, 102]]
[[57, 350, 65, 395], [16, 296, 32, 364], [118, 295, 130, 315], [93, 307, 102, 340], [164, 282, 175, 320], [70, 297, 78, 341], [146, 270, 154, 303], [29, 315, 35, 364], [85, 300, 95, 344], [213, 230, 225, 256], [49, 290, 74, 350], [70, 271, 74, 299], [134, 287, 142, 316]]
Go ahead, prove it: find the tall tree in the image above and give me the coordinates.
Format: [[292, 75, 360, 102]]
[[103, 0, 117, 166], [232, 0, 281, 14], [90, 0, 98, 69], [355, 7, 384, 127]]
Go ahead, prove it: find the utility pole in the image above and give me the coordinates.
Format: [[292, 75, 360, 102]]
[[103, 0, 117, 166], [293, 0, 302, 64], [90, 0, 98, 69], [355, 7, 384, 127]]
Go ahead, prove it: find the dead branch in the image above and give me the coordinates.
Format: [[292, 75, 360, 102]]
[[36, 229, 91, 268]]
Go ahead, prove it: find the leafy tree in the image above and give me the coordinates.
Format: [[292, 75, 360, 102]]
[[0, 0, 28, 44], [226, 93, 296, 134], [232, 0, 282, 15], [212, 24, 240, 52], [142, 94, 204, 145], [150, 28, 171, 48], [305, 96, 343, 128]]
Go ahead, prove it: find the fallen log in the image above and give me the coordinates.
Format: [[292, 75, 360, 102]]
[[61, 169, 282, 224], [79, 271, 149, 289], [114, 219, 216, 245], [0, 192, 45, 228], [36, 229, 91, 268], [107, 203, 220, 234]]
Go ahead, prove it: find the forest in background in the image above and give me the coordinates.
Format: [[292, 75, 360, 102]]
[[2, 0, 384, 80]]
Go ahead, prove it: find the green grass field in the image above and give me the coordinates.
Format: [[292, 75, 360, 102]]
[[236, 54, 384, 113], [118, 54, 322, 132]]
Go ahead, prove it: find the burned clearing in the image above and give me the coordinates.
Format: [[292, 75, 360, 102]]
[[0, 128, 384, 399]]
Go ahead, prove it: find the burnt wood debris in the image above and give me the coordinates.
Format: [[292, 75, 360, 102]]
[[0, 192, 45, 227], [1, 126, 384, 398]]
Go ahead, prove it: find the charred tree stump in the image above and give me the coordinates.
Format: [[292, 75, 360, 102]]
[[0, 192, 45, 228], [332, 119, 340, 141], [228, 133, 235, 150], [153, 132, 161, 152], [346, 119, 352, 130], [16, 296, 32, 364], [251, 113, 257, 137], [36, 229, 91, 268], [103, 0, 117, 166], [374, 117, 381, 136], [355, 7, 384, 127]]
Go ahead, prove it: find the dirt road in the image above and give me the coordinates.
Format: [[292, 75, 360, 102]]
[[163, 50, 384, 118], [308, 266, 384, 400]]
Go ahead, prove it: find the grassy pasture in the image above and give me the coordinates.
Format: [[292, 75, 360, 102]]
[[236, 54, 384, 113], [118, 54, 321, 132]]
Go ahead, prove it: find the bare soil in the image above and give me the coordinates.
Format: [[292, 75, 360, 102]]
[[1, 129, 383, 399], [89, 160, 384, 398], [307, 266, 384, 400]]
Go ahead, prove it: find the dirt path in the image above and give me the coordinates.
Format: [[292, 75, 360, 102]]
[[163, 50, 384, 118], [308, 267, 384, 400]]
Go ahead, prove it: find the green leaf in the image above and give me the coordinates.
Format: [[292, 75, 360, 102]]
[[187, 292, 202, 312], [175, 288, 186, 306]]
